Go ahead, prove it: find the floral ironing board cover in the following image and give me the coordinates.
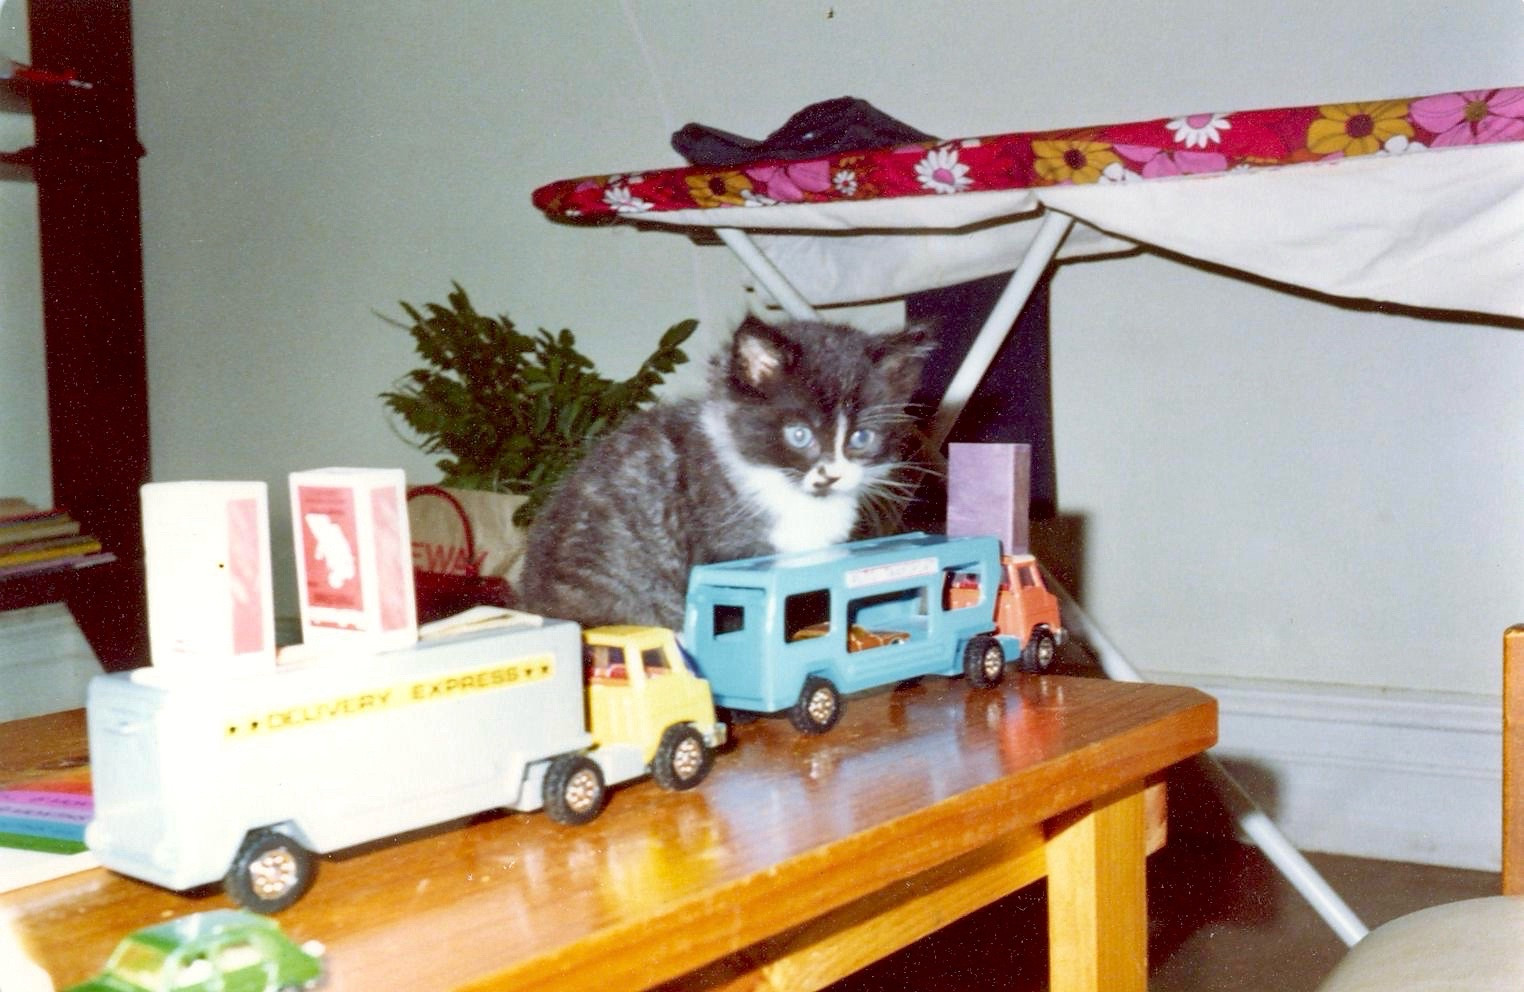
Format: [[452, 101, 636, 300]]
[[530, 87, 1524, 319], [534, 87, 1523, 220]]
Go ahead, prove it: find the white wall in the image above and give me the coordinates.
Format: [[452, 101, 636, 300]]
[[0, 174, 44, 506], [0, 0, 44, 506], [124, 0, 1524, 699], [1048, 259, 1524, 694]]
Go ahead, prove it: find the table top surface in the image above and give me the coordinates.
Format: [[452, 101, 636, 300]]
[[2, 672, 1215, 991]]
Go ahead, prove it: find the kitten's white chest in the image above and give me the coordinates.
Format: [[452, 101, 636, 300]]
[[762, 480, 858, 553]]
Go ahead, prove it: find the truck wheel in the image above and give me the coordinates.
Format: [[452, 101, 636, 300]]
[[651, 724, 714, 791], [789, 676, 842, 734], [543, 754, 606, 825], [1022, 627, 1057, 673], [963, 634, 1006, 689], [224, 828, 315, 913]]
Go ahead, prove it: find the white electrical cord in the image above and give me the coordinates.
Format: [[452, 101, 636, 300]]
[[617, 1, 719, 335], [1042, 563, 1370, 947]]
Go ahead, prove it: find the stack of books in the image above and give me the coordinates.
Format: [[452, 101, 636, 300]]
[[0, 773, 98, 892], [0, 775, 90, 855], [0, 498, 115, 582]]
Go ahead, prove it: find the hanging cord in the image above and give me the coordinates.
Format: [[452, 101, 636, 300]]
[[618, 0, 677, 136], [616, 2, 717, 334]]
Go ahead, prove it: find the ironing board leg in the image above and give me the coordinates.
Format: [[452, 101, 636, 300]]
[[714, 209, 1369, 947], [1042, 563, 1372, 948], [931, 211, 1074, 449], [715, 227, 822, 321]]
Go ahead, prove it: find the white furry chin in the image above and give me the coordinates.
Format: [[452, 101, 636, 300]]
[[702, 404, 861, 554]]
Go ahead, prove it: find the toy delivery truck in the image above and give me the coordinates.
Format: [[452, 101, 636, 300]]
[[85, 617, 725, 912], [683, 532, 1008, 733]]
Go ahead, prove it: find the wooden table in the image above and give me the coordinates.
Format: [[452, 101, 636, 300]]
[[2, 672, 1214, 991]]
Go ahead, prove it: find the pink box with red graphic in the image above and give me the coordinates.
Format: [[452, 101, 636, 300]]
[[140, 480, 277, 675], [289, 468, 417, 653]]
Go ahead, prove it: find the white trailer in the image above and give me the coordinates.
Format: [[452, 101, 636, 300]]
[[86, 617, 626, 912]]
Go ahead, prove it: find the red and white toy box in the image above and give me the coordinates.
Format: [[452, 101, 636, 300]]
[[141, 480, 276, 676], [289, 468, 417, 653]]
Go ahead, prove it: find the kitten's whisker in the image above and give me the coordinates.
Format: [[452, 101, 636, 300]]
[[862, 468, 928, 492]]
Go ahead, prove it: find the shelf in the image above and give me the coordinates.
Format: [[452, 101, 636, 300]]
[[0, 1, 150, 673], [0, 557, 117, 607], [0, 558, 147, 670], [0, 147, 31, 182]]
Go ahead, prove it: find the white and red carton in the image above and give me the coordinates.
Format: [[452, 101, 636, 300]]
[[289, 468, 416, 653], [141, 480, 276, 676]]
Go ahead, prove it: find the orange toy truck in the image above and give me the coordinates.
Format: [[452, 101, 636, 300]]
[[945, 443, 1065, 671]]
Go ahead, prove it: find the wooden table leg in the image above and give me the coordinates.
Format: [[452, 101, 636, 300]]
[[1046, 782, 1148, 992]]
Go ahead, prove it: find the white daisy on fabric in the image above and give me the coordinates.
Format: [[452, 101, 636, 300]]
[[1380, 134, 1428, 155], [1100, 162, 1142, 183], [1166, 113, 1231, 149], [915, 146, 972, 194], [833, 169, 859, 197], [604, 184, 653, 213]]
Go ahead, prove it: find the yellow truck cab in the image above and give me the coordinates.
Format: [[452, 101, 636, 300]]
[[583, 625, 727, 791]]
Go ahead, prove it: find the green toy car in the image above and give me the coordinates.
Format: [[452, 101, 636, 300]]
[[67, 910, 323, 992]]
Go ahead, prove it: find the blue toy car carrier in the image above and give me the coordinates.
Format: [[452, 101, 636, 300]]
[[682, 532, 1008, 733]]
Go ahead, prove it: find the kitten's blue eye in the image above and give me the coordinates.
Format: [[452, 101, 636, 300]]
[[847, 427, 877, 451], [783, 424, 815, 449]]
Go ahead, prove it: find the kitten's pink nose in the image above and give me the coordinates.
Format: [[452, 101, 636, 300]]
[[812, 471, 840, 492]]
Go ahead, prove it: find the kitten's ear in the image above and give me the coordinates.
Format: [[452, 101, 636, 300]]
[[729, 316, 797, 395], [869, 322, 934, 396]]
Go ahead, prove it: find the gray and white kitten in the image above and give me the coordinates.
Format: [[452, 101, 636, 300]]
[[516, 315, 930, 630]]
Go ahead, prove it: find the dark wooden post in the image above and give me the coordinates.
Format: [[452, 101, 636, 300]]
[[17, 0, 149, 669]]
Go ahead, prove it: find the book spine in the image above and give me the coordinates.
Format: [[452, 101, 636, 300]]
[[0, 505, 68, 526], [0, 518, 81, 544], [0, 796, 91, 817], [0, 551, 115, 581], [0, 815, 85, 842], [0, 831, 88, 855], [0, 536, 101, 567]]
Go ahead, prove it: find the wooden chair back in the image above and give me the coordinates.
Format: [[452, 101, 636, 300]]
[[1505, 625, 1523, 895]]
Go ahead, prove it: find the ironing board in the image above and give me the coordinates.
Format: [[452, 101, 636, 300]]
[[535, 86, 1524, 440], [531, 86, 1524, 948]]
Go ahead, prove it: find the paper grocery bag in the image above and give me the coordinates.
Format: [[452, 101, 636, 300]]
[[407, 485, 527, 621]]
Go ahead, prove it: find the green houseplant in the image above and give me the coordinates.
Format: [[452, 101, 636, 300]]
[[382, 283, 696, 527]]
